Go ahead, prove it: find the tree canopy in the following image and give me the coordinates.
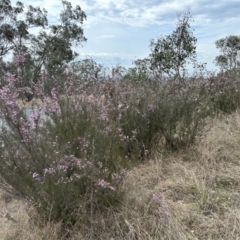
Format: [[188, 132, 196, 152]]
[[0, 0, 87, 98], [214, 35, 240, 72], [149, 9, 197, 80]]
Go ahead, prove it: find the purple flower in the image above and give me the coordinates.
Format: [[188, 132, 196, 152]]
[[96, 179, 115, 191], [32, 172, 41, 181], [63, 67, 72, 75], [14, 53, 25, 66], [51, 88, 57, 100], [152, 193, 170, 225]]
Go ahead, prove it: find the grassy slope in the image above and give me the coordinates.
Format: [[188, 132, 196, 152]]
[[1, 111, 240, 239]]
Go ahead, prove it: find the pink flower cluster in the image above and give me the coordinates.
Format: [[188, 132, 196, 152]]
[[14, 52, 25, 66], [96, 179, 115, 191], [152, 193, 170, 225]]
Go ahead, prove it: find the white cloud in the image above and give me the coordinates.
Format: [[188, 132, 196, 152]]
[[80, 52, 133, 59], [98, 35, 116, 39]]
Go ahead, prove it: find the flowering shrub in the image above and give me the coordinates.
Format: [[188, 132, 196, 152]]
[[207, 73, 240, 113], [1, 54, 240, 231], [0, 63, 129, 224]]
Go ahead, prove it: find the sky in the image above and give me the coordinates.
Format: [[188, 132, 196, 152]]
[[11, 0, 240, 72]]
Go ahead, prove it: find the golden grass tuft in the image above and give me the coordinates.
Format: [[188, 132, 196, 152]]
[[1, 111, 240, 239]]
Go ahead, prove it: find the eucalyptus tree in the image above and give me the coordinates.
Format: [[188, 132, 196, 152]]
[[214, 35, 240, 73], [149, 9, 197, 81], [0, 0, 87, 98]]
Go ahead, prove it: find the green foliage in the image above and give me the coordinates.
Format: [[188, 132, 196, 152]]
[[207, 74, 240, 113], [215, 55, 229, 71], [71, 58, 107, 81], [0, 0, 87, 99], [125, 58, 153, 82], [149, 9, 197, 80], [0, 0, 47, 56], [0, 79, 125, 225], [214, 35, 240, 77]]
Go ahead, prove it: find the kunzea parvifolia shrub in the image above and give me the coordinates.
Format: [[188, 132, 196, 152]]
[[140, 78, 212, 150], [206, 73, 240, 114], [0, 53, 217, 227], [0, 57, 128, 225]]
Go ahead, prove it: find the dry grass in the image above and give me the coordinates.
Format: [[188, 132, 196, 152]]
[[16, 98, 43, 108], [1, 111, 240, 239]]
